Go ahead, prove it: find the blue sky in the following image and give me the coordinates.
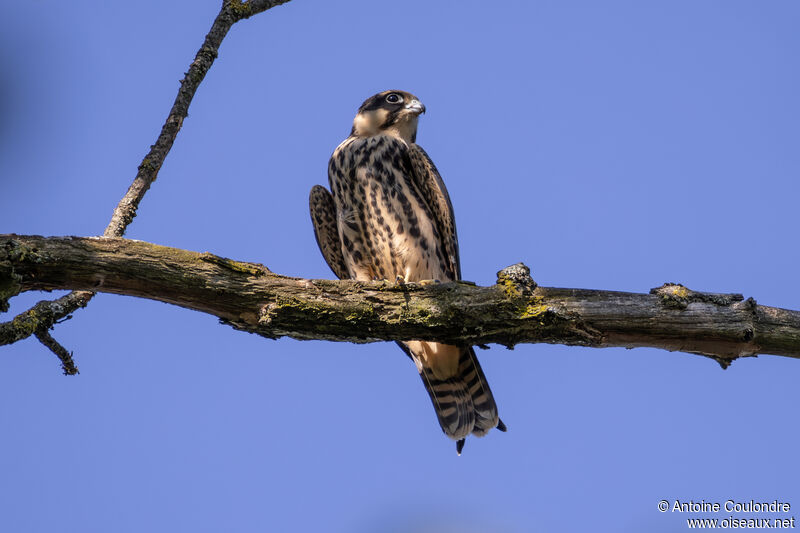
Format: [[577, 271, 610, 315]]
[[1, 1, 798, 531]]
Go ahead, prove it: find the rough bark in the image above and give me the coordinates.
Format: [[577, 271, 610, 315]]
[[3, 235, 798, 366], [2, 1, 797, 373]]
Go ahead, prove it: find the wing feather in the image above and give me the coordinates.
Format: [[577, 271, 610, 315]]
[[406, 144, 461, 280], [309, 185, 349, 280]]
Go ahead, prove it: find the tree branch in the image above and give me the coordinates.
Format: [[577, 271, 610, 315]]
[[104, 0, 291, 238], [3, 235, 798, 365], [33, 329, 80, 376], [0, 0, 292, 357], [0, 291, 91, 346]]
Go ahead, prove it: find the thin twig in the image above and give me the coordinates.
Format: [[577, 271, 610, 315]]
[[34, 329, 79, 375], [0, 0, 292, 360], [104, 0, 292, 237], [0, 291, 92, 346]]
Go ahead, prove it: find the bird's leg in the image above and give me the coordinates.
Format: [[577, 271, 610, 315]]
[[390, 276, 442, 286], [372, 275, 403, 286]]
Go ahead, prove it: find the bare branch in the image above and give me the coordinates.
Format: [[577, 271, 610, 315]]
[[104, 0, 291, 237], [3, 235, 798, 365], [34, 329, 80, 376], [0, 0, 291, 358], [0, 290, 92, 346]]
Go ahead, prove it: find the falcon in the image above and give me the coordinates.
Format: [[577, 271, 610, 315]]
[[309, 90, 505, 454]]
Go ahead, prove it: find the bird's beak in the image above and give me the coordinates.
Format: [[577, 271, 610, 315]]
[[405, 99, 426, 115]]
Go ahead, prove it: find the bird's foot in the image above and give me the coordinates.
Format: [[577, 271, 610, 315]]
[[417, 279, 441, 286], [395, 275, 406, 285]]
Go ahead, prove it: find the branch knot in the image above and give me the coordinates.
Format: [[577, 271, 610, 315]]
[[496, 263, 537, 297], [650, 282, 746, 310]]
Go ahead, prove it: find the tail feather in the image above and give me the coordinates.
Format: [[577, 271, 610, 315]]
[[462, 347, 500, 437], [400, 342, 501, 441], [419, 366, 475, 440]]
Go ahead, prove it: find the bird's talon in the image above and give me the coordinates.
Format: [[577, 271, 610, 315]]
[[418, 279, 440, 286], [395, 275, 406, 285]]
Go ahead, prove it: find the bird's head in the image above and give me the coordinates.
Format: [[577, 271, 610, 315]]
[[351, 90, 426, 144]]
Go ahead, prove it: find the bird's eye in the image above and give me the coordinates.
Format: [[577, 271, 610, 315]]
[[385, 93, 403, 104]]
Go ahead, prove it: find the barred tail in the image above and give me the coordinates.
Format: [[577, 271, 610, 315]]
[[398, 343, 504, 452], [461, 347, 501, 437], [420, 362, 475, 440]]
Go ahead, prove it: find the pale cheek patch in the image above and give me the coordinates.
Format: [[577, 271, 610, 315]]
[[353, 109, 392, 137], [352, 113, 372, 137]]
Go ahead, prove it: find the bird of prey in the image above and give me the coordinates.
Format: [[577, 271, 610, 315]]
[[309, 90, 505, 454]]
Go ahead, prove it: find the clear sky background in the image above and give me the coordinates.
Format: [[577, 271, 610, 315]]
[[1, 1, 798, 532]]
